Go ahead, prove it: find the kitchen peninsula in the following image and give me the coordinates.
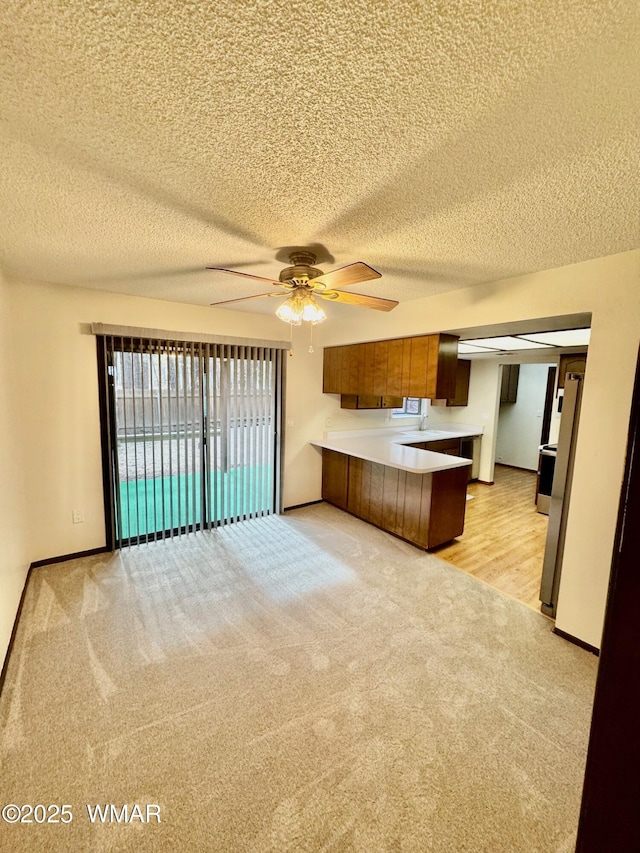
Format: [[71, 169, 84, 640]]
[[311, 426, 482, 551]]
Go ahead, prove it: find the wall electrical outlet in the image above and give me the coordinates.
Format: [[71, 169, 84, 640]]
[[326, 417, 332, 428], [72, 509, 84, 524]]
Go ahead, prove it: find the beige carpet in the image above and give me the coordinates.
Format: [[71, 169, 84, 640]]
[[0, 503, 597, 852]]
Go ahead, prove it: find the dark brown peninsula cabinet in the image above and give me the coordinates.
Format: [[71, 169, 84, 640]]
[[323, 333, 459, 403], [321, 448, 468, 551]]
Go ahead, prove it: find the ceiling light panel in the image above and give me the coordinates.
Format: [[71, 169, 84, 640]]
[[519, 328, 591, 347], [457, 343, 501, 353], [463, 336, 550, 351]]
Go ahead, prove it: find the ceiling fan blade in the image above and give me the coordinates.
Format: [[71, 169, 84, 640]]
[[210, 292, 283, 307], [311, 262, 382, 290], [207, 267, 283, 287], [321, 290, 398, 311]]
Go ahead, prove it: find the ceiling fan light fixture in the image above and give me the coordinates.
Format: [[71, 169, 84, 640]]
[[301, 293, 327, 324], [208, 252, 392, 319], [275, 294, 303, 325], [276, 292, 327, 325]]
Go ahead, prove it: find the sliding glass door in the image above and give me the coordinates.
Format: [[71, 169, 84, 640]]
[[97, 336, 283, 548], [207, 347, 277, 526]]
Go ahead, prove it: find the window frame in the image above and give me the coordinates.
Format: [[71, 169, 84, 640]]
[[391, 398, 428, 418]]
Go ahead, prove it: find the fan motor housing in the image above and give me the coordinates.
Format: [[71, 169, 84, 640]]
[[279, 252, 323, 284]]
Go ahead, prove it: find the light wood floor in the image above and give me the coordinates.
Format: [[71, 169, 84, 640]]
[[434, 464, 549, 610]]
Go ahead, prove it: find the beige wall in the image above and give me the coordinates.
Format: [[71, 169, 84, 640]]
[[495, 363, 551, 471], [0, 274, 30, 670], [3, 247, 639, 658], [429, 359, 502, 483], [8, 281, 288, 563]]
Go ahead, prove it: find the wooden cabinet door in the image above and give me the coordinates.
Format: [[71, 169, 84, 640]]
[[325, 346, 349, 394], [348, 344, 364, 394], [373, 340, 389, 396], [362, 342, 376, 395], [381, 466, 400, 534], [324, 334, 460, 399], [424, 438, 462, 455], [340, 345, 351, 393], [386, 339, 405, 397], [321, 449, 349, 509], [401, 338, 413, 395], [357, 395, 381, 409], [500, 365, 509, 402], [433, 334, 459, 400], [400, 471, 428, 548], [339, 394, 359, 409], [510, 365, 520, 401], [333, 346, 345, 393], [381, 396, 403, 408], [340, 394, 402, 409], [323, 345, 358, 394], [427, 334, 441, 398], [500, 364, 520, 403], [448, 359, 471, 406], [407, 334, 458, 399], [322, 346, 339, 393], [408, 336, 430, 397], [367, 462, 385, 527], [347, 456, 363, 516], [427, 466, 468, 548], [558, 353, 587, 388]]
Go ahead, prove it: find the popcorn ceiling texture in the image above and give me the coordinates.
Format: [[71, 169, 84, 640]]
[[0, 0, 639, 310]]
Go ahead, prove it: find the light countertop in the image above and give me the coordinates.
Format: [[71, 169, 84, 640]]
[[310, 425, 482, 475]]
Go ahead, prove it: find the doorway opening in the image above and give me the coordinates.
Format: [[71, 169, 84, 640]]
[[432, 319, 590, 613]]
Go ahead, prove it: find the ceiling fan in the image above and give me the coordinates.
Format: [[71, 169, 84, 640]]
[[207, 250, 398, 326]]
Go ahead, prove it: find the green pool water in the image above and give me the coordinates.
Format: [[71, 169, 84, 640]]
[[118, 465, 273, 540]]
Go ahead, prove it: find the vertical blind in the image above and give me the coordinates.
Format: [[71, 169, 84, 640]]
[[98, 335, 284, 548]]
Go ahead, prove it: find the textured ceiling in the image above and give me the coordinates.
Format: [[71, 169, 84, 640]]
[[1, 0, 639, 314]]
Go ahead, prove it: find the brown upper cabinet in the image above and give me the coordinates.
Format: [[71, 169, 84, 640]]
[[431, 358, 471, 408], [340, 394, 403, 410], [323, 333, 459, 400], [558, 353, 587, 388], [500, 364, 520, 404]]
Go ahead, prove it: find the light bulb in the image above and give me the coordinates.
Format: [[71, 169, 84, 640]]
[[300, 294, 327, 324], [276, 295, 303, 325]]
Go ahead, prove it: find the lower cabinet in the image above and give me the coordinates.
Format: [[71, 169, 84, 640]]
[[322, 449, 467, 550], [321, 448, 349, 508], [421, 438, 462, 456], [407, 437, 472, 483]]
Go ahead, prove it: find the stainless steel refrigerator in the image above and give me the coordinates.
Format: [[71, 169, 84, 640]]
[[539, 374, 584, 617]]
